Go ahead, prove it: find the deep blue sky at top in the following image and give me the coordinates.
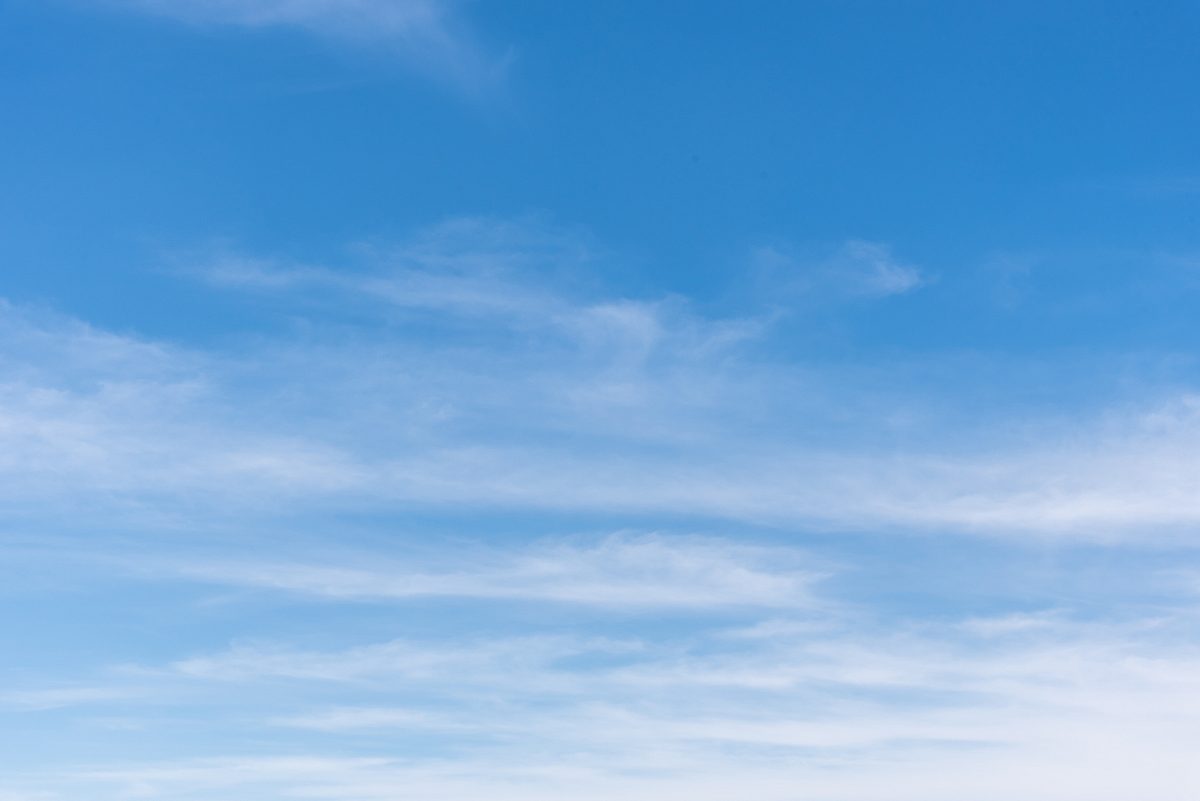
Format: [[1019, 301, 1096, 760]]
[[2, 0, 1199, 356]]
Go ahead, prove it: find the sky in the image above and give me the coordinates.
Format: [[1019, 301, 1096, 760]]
[[2, 1, 1200, 799]]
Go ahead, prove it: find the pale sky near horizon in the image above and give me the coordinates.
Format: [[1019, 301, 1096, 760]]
[[3, 1, 1200, 799]]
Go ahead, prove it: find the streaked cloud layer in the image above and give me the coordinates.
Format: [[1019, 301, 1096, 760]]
[[7, 532, 1200, 800], [5, 3, 1200, 799], [2, 222, 1200, 537], [1, 217, 1198, 797]]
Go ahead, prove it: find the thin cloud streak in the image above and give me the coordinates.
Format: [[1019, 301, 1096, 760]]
[[168, 534, 821, 609], [99, 0, 508, 95], [752, 238, 926, 299], [3, 221, 1200, 537], [19, 601, 1200, 801]]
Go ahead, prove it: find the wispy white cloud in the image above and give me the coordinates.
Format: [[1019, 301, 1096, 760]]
[[830, 239, 926, 296], [169, 632, 640, 685], [25, 602, 1200, 801], [3, 220, 1200, 538], [197, 217, 760, 354], [98, 0, 507, 95], [0, 686, 142, 711], [271, 705, 453, 731], [169, 534, 821, 609], [753, 238, 926, 299]]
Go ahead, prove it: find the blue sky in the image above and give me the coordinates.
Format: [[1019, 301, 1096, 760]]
[[3, 1, 1200, 799]]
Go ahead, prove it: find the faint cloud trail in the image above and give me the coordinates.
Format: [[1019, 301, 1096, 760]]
[[99, 0, 508, 95]]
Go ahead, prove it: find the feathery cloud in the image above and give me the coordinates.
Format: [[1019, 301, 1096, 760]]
[[99, 0, 506, 94], [2, 221, 1200, 538], [168, 534, 821, 609]]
